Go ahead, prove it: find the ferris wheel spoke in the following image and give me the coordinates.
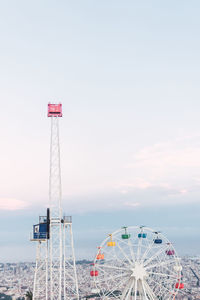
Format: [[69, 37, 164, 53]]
[[113, 249, 130, 268], [150, 254, 177, 278], [145, 257, 177, 270], [106, 276, 130, 298], [161, 264, 180, 278], [96, 268, 130, 290], [141, 279, 148, 300], [143, 245, 168, 267], [115, 236, 131, 247], [98, 263, 128, 272], [153, 284, 162, 298], [136, 237, 142, 261], [97, 267, 129, 281], [105, 245, 130, 268], [143, 280, 157, 300], [115, 236, 134, 263], [148, 271, 178, 279], [140, 241, 154, 263], [120, 279, 133, 300], [125, 279, 135, 300], [148, 270, 176, 296], [147, 276, 173, 294], [97, 269, 128, 282], [116, 243, 134, 266], [134, 278, 138, 300], [128, 238, 136, 264]]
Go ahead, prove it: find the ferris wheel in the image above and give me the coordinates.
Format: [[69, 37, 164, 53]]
[[90, 226, 184, 300]]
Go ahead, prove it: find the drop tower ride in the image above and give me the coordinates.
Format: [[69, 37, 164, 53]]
[[31, 104, 79, 300]]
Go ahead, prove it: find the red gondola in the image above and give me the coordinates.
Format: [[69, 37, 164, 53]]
[[175, 282, 184, 289], [90, 270, 98, 277]]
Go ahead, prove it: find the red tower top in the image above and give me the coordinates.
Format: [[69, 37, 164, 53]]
[[48, 103, 62, 117]]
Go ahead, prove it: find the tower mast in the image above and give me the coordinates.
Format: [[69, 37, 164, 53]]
[[32, 103, 79, 300], [48, 103, 63, 300]]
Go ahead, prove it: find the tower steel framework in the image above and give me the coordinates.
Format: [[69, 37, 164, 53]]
[[32, 104, 79, 300]]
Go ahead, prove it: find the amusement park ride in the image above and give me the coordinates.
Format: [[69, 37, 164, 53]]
[[90, 226, 184, 300], [31, 103, 184, 299], [31, 104, 79, 300]]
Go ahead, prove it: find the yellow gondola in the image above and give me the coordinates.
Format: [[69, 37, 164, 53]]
[[107, 234, 116, 246]]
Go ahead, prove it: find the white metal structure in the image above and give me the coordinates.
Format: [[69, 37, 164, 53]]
[[33, 240, 48, 300], [49, 115, 63, 300], [63, 216, 80, 300], [92, 226, 182, 300], [32, 104, 79, 300]]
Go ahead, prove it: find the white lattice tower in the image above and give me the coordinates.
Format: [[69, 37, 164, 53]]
[[49, 116, 63, 300], [32, 103, 79, 300], [63, 217, 79, 300], [49, 116, 62, 219], [48, 103, 79, 300], [33, 241, 48, 300]]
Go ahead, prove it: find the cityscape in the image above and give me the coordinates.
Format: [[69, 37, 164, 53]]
[[0, 257, 199, 299]]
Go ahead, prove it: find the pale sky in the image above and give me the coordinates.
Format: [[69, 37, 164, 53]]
[[0, 0, 200, 261]]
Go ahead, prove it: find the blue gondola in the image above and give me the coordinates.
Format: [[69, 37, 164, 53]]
[[154, 238, 162, 244], [138, 233, 147, 238]]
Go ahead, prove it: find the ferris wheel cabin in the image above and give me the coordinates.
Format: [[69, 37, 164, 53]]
[[48, 103, 62, 117], [138, 227, 147, 238], [90, 263, 99, 277], [121, 227, 131, 239], [96, 247, 104, 260], [153, 232, 162, 244], [175, 282, 184, 289], [107, 234, 116, 246], [90, 270, 99, 277], [166, 250, 175, 256], [154, 238, 162, 244], [138, 233, 147, 238]]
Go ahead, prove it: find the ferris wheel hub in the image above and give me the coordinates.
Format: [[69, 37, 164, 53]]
[[131, 262, 148, 280]]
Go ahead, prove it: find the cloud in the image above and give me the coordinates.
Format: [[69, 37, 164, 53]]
[[123, 201, 141, 208], [59, 135, 200, 213], [0, 198, 28, 211], [86, 135, 199, 210], [136, 135, 200, 168], [124, 135, 200, 190], [15, 134, 200, 214], [119, 178, 152, 190]]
